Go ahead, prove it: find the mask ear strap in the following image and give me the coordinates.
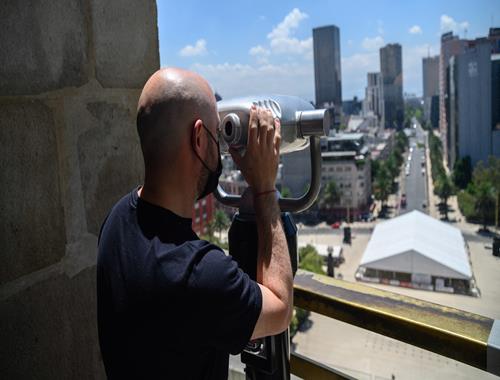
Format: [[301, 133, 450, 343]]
[[202, 123, 219, 145], [191, 123, 215, 173]]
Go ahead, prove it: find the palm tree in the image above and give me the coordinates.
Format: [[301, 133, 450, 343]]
[[434, 174, 455, 220]]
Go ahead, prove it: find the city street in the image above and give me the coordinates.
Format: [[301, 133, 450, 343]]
[[399, 121, 428, 215]]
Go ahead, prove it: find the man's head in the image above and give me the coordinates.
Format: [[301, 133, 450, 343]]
[[136, 67, 221, 201]]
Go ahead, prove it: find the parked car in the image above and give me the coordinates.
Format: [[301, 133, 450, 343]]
[[331, 221, 341, 229], [360, 212, 375, 222]]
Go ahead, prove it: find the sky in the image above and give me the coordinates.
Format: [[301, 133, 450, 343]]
[[157, 0, 500, 102]]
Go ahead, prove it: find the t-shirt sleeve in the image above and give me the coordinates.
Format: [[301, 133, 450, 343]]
[[190, 244, 262, 355]]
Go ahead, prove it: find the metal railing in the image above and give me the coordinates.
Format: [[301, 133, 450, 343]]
[[289, 270, 500, 379]]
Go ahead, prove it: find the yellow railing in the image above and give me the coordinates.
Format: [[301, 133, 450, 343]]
[[290, 270, 500, 379]]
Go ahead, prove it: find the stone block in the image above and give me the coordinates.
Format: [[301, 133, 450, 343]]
[[76, 99, 144, 236], [92, 0, 160, 88], [0, 0, 88, 95], [0, 267, 105, 379], [0, 101, 66, 285]]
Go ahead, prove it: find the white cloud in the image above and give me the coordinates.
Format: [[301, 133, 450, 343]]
[[179, 39, 207, 57], [409, 25, 423, 35], [440, 14, 469, 34], [362, 36, 384, 51], [268, 8, 308, 40], [266, 8, 312, 56], [191, 62, 314, 100], [249, 45, 271, 64]]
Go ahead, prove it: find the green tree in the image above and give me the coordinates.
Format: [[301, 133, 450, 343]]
[[386, 154, 400, 180], [434, 174, 455, 220], [319, 180, 340, 210], [475, 182, 496, 230], [371, 158, 381, 180], [212, 209, 230, 240], [473, 157, 500, 228], [452, 156, 472, 190], [374, 164, 391, 207], [299, 245, 326, 275], [280, 186, 291, 198]]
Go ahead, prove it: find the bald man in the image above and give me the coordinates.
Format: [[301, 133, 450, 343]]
[[97, 68, 293, 379]]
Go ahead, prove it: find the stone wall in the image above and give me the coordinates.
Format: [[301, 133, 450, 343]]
[[0, 1, 159, 377]]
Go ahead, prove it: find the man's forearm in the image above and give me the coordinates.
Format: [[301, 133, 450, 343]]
[[254, 194, 293, 308]]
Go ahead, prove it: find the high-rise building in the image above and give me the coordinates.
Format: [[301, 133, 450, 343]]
[[422, 55, 439, 127], [313, 25, 342, 126], [447, 35, 500, 169], [320, 134, 372, 221], [380, 43, 404, 129], [363, 72, 383, 121], [439, 32, 467, 163]]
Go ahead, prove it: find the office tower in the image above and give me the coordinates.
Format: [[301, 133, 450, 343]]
[[439, 32, 467, 163], [422, 55, 439, 128], [380, 43, 404, 129], [363, 72, 382, 121], [447, 37, 500, 169], [313, 25, 342, 126]]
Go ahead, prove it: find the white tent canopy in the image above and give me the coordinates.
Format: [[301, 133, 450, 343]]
[[360, 210, 472, 280]]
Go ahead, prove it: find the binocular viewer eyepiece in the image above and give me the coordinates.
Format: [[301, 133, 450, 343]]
[[217, 95, 331, 154], [215, 95, 331, 213]]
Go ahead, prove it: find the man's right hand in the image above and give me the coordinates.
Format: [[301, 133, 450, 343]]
[[229, 105, 281, 193], [229, 106, 293, 340]]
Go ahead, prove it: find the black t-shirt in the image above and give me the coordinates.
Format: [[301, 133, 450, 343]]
[[97, 188, 262, 379]]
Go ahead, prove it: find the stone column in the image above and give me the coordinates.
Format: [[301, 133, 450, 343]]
[[0, 1, 159, 377]]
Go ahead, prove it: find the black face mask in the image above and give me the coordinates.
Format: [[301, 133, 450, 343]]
[[193, 123, 222, 200]]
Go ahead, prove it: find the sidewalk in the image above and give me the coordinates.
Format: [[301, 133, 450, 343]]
[[425, 130, 469, 230]]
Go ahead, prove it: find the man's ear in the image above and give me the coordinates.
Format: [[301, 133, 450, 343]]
[[192, 119, 204, 152]]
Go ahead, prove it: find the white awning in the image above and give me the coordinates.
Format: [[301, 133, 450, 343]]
[[359, 210, 472, 279]]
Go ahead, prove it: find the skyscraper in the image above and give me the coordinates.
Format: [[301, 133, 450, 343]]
[[363, 72, 382, 121], [439, 32, 467, 164], [313, 25, 342, 125], [380, 43, 404, 129], [422, 55, 439, 128], [447, 31, 500, 169]]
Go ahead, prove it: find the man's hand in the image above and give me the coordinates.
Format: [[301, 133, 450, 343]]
[[229, 106, 281, 193], [229, 106, 292, 339]]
